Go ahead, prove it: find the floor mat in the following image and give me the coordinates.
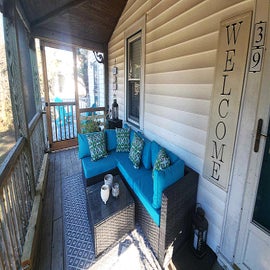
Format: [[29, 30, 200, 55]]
[[62, 173, 161, 270]]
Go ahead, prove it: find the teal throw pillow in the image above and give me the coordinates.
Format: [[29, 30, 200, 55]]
[[154, 148, 170, 171], [129, 133, 144, 169], [86, 131, 107, 161], [116, 128, 130, 152]]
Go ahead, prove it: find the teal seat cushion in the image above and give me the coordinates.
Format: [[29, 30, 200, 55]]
[[133, 173, 161, 226], [78, 133, 91, 159], [115, 155, 161, 226], [115, 153, 137, 189], [152, 159, 185, 209], [115, 152, 150, 190], [81, 153, 117, 179]]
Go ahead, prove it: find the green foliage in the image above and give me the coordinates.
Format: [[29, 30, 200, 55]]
[[81, 119, 100, 133], [0, 43, 14, 132]]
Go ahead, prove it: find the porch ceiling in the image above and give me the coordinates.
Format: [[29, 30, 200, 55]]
[[19, 0, 127, 51]]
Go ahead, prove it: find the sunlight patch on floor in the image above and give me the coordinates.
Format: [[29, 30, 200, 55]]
[[88, 229, 162, 270]]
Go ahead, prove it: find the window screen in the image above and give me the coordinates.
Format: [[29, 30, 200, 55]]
[[127, 32, 141, 126], [17, 17, 36, 123], [0, 12, 16, 165]]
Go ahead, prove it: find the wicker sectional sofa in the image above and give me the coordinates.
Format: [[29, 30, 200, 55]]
[[78, 127, 199, 267]]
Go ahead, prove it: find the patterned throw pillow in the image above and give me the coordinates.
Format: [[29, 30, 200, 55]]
[[129, 133, 144, 169], [153, 148, 171, 171], [116, 128, 130, 152], [87, 131, 107, 161]]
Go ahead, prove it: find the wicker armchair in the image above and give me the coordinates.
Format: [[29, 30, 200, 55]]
[[133, 166, 198, 267]]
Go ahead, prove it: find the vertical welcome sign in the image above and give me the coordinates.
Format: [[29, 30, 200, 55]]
[[203, 12, 252, 191]]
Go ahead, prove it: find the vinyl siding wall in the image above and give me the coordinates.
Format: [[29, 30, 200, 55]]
[[108, 0, 254, 252]]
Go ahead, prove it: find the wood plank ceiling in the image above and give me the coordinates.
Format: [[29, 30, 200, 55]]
[[19, 0, 128, 51]]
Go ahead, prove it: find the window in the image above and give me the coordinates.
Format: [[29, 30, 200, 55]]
[[0, 12, 16, 164], [77, 49, 106, 133], [127, 33, 141, 126], [125, 17, 145, 129]]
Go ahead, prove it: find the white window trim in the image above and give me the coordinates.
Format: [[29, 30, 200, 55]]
[[124, 16, 145, 130]]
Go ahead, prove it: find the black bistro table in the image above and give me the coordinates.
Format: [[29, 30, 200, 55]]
[[86, 175, 135, 257]]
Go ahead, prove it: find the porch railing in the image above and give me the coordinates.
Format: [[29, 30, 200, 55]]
[[29, 112, 47, 183], [49, 102, 77, 142], [0, 111, 45, 269]]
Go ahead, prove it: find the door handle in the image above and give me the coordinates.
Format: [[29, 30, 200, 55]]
[[254, 118, 268, 152]]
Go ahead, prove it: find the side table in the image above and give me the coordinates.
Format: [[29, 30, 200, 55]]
[[86, 175, 135, 256], [108, 119, 122, 129]]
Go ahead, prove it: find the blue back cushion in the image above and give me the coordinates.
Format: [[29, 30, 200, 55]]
[[78, 133, 91, 159], [151, 141, 162, 167], [142, 138, 152, 169], [151, 140, 179, 166], [130, 129, 135, 145], [136, 131, 152, 169], [152, 159, 185, 209], [105, 129, 117, 151], [166, 149, 179, 164]]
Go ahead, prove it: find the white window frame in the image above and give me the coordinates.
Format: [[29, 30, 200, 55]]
[[124, 16, 145, 130]]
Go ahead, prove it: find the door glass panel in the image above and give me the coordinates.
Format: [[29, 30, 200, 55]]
[[76, 49, 105, 133], [253, 118, 270, 233], [45, 47, 77, 142], [77, 49, 104, 109], [128, 81, 140, 123], [45, 47, 75, 102], [128, 37, 141, 79]]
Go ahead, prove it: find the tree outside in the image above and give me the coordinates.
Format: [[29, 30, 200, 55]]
[[0, 13, 16, 164]]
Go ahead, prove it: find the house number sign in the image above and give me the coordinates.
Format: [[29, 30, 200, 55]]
[[249, 21, 267, 73], [203, 12, 252, 191]]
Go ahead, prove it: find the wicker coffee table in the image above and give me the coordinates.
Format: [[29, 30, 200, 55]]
[[86, 175, 135, 257]]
